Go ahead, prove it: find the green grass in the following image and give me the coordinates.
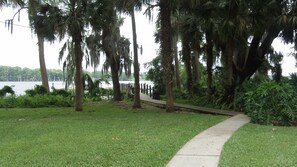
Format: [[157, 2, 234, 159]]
[[219, 124, 297, 167], [0, 102, 226, 167]]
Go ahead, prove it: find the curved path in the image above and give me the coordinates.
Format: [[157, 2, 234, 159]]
[[166, 114, 250, 167], [139, 93, 250, 167]]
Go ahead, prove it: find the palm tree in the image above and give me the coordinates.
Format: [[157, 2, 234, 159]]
[[116, 0, 143, 108], [28, 0, 52, 92], [40, 0, 89, 111], [4, 0, 50, 91], [86, 0, 133, 102], [159, 0, 174, 112], [143, 0, 176, 112], [102, 24, 132, 101]]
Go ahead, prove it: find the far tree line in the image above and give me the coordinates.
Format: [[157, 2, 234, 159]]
[[0, 66, 145, 82], [0, 66, 63, 82]]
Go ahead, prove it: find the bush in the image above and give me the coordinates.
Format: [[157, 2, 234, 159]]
[[0, 96, 17, 108], [25, 85, 49, 96], [51, 88, 72, 97], [0, 85, 15, 97], [244, 81, 297, 126], [0, 95, 73, 108]]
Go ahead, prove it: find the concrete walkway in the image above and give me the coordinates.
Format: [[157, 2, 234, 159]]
[[140, 93, 240, 116], [166, 114, 250, 167]]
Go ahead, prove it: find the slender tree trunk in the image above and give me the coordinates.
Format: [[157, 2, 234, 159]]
[[160, 0, 174, 112], [192, 49, 200, 86], [172, 35, 181, 90], [225, 38, 235, 98], [206, 31, 214, 97], [227, 38, 234, 86], [37, 34, 49, 92], [74, 34, 83, 112], [131, 9, 141, 108], [182, 38, 193, 95]]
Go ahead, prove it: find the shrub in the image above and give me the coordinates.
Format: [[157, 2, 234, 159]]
[[51, 88, 72, 97], [0, 96, 17, 108], [25, 85, 49, 96], [244, 81, 297, 126], [0, 85, 15, 97], [0, 95, 73, 108]]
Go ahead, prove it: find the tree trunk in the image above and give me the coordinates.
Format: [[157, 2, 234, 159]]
[[182, 38, 193, 95], [206, 31, 214, 97], [37, 34, 49, 92], [227, 38, 234, 86], [110, 62, 122, 101], [173, 35, 181, 90], [74, 34, 83, 112], [131, 9, 141, 108], [160, 0, 174, 112], [192, 49, 200, 85], [237, 28, 280, 84], [225, 38, 235, 98]]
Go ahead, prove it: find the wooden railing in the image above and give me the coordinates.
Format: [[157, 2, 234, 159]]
[[120, 83, 160, 99]]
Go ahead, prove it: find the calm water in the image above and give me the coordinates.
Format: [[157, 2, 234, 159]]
[[0, 81, 153, 96], [0, 81, 65, 96]]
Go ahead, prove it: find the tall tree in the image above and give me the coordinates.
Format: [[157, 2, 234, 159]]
[[160, 0, 174, 112], [28, 0, 51, 91], [144, 0, 175, 111], [41, 0, 89, 111], [4, 0, 50, 91], [116, 0, 143, 108]]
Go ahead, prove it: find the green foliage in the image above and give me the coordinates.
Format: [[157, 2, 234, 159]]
[[25, 85, 49, 96], [51, 88, 72, 97], [83, 73, 110, 101], [0, 95, 73, 108], [0, 85, 73, 108], [145, 56, 165, 94], [289, 73, 297, 91], [0, 103, 225, 166], [234, 73, 269, 112], [173, 88, 188, 100], [0, 85, 15, 97], [244, 81, 297, 126]]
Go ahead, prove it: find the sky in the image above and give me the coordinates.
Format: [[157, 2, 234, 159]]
[[0, 7, 159, 72], [0, 7, 296, 75]]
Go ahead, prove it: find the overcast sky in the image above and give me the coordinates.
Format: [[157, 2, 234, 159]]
[[0, 7, 159, 72], [0, 7, 296, 75]]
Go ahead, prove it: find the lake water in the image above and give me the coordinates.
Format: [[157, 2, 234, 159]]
[[0, 81, 154, 96]]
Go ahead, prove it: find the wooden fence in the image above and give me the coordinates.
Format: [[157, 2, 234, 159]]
[[120, 83, 160, 99]]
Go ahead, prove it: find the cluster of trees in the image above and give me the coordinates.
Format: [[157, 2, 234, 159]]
[[0, 66, 63, 81], [148, 0, 297, 112], [3, 0, 297, 113]]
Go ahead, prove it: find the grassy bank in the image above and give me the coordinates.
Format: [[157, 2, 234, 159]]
[[0, 102, 225, 167], [219, 124, 297, 167]]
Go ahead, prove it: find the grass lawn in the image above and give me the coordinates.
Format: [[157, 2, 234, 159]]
[[0, 102, 225, 167], [219, 124, 297, 167]]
